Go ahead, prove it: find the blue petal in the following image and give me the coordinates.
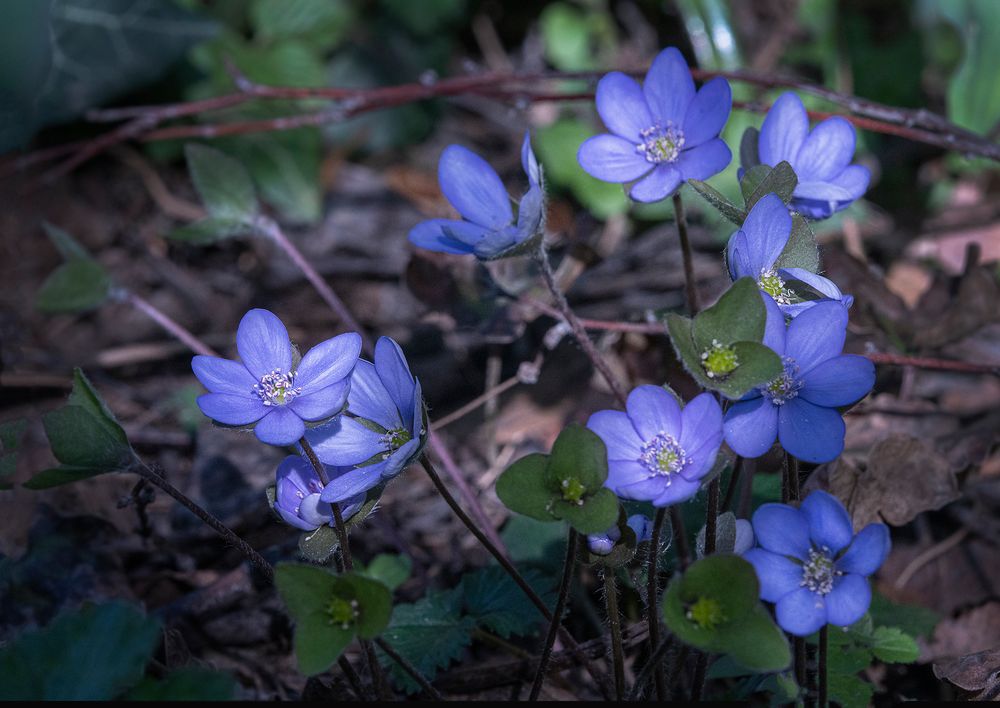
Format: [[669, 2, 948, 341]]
[[752, 503, 811, 558], [197, 392, 266, 426], [829, 164, 870, 200], [744, 548, 802, 603], [626, 385, 682, 441], [320, 464, 382, 503], [800, 490, 854, 554], [606, 459, 652, 495], [381, 438, 420, 479], [288, 380, 350, 421], [473, 225, 521, 259], [374, 337, 416, 428], [795, 116, 856, 182], [298, 492, 335, 528], [726, 230, 754, 280], [347, 360, 402, 431], [837, 523, 890, 576], [521, 131, 542, 188], [741, 193, 792, 276], [676, 138, 731, 181], [587, 409, 644, 460], [438, 145, 512, 230], [776, 587, 827, 636], [678, 393, 723, 474], [578, 134, 652, 182], [629, 164, 682, 202], [627, 514, 654, 542], [759, 92, 808, 166], [276, 505, 320, 531], [306, 416, 386, 466], [191, 355, 256, 396], [777, 398, 845, 464], [761, 293, 788, 354], [724, 396, 778, 459], [594, 71, 654, 140], [682, 77, 732, 148], [276, 455, 323, 497], [825, 574, 871, 627], [254, 407, 306, 446], [296, 332, 361, 395], [515, 185, 544, 241], [408, 219, 481, 254], [588, 531, 618, 555], [799, 355, 874, 408], [784, 300, 848, 372], [651, 476, 700, 507], [406, 378, 424, 438], [236, 309, 292, 380], [734, 519, 755, 554], [643, 47, 695, 126]]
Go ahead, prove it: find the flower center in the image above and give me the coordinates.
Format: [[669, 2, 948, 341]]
[[800, 547, 838, 595], [382, 427, 412, 451], [701, 339, 739, 379], [687, 597, 726, 630], [560, 477, 587, 505], [636, 123, 685, 164], [757, 269, 793, 305], [253, 369, 301, 406], [639, 433, 690, 479], [325, 595, 360, 630], [760, 357, 802, 405]]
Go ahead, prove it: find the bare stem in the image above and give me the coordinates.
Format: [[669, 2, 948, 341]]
[[375, 638, 445, 701], [647, 507, 668, 700], [534, 246, 628, 407], [691, 652, 709, 700], [125, 292, 218, 357], [819, 626, 829, 708], [131, 462, 273, 582], [529, 528, 578, 701], [672, 193, 700, 315], [602, 569, 626, 701], [337, 655, 370, 701]]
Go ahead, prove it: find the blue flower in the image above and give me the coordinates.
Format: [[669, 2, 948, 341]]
[[577, 47, 732, 203], [307, 337, 425, 504], [747, 92, 870, 219], [743, 490, 890, 636], [587, 523, 622, 556], [408, 133, 544, 259], [627, 513, 654, 543], [273, 455, 366, 531], [723, 296, 875, 464], [727, 194, 853, 316], [587, 386, 724, 507], [192, 309, 361, 447]]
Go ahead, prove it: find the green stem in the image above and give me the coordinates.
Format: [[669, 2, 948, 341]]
[[819, 625, 829, 708], [602, 569, 626, 701], [672, 192, 700, 315], [529, 528, 578, 701], [646, 507, 668, 700]]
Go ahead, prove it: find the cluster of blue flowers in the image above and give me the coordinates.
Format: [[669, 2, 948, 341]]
[[193, 45, 887, 640], [193, 311, 425, 532]]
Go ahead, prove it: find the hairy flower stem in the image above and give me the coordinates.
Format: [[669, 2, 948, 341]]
[[529, 528, 578, 701], [672, 192, 700, 315], [125, 291, 218, 357], [691, 652, 709, 700], [602, 569, 626, 701], [704, 477, 720, 555], [646, 507, 668, 700], [534, 246, 628, 407], [781, 452, 807, 690], [337, 656, 370, 701], [819, 626, 829, 708], [253, 215, 373, 351], [375, 638, 445, 701], [131, 462, 273, 582]]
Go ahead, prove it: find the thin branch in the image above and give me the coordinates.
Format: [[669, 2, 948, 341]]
[[529, 528, 578, 701], [374, 638, 445, 701], [125, 291, 218, 358]]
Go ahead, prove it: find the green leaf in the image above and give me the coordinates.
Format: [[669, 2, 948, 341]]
[[546, 424, 609, 491], [869, 626, 919, 664], [496, 453, 555, 522], [68, 369, 128, 440], [461, 566, 554, 638], [688, 179, 746, 225], [298, 524, 340, 564], [774, 215, 820, 272], [827, 672, 874, 708], [551, 487, 620, 535], [0, 418, 27, 490], [274, 563, 339, 618], [23, 465, 111, 490], [236, 131, 322, 225], [249, 0, 355, 50], [692, 277, 768, 350], [934, 0, 1000, 134], [36, 259, 111, 313], [43, 222, 91, 261], [168, 217, 250, 245], [675, 554, 760, 622], [0, 602, 161, 700], [714, 605, 792, 672], [739, 127, 760, 169], [379, 590, 474, 694], [184, 144, 259, 222], [342, 574, 393, 639], [500, 516, 568, 568], [539, 2, 615, 72], [362, 554, 412, 592], [666, 311, 701, 373], [868, 593, 939, 639], [740, 161, 798, 208], [124, 668, 236, 701]]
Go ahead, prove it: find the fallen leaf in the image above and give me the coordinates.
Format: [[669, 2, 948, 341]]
[[934, 645, 1000, 693], [923, 602, 1000, 665]]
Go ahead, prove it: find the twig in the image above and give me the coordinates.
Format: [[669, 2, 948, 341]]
[[529, 528, 578, 701], [374, 638, 445, 701], [673, 193, 700, 315], [894, 527, 969, 589], [125, 291, 218, 357], [430, 373, 523, 430]]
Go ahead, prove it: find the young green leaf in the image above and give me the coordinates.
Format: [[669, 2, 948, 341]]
[[546, 424, 609, 492], [496, 453, 554, 522], [869, 626, 919, 664], [184, 143, 259, 223], [550, 487, 620, 535], [691, 277, 768, 350], [168, 217, 250, 245], [688, 179, 746, 225], [740, 161, 798, 208], [36, 259, 111, 313], [362, 553, 412, 592], [774, 214, 821, 272]]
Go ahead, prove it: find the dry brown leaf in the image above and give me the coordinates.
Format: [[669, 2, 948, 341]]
[[934, 646, 1000, 694], [923, 602, 1000, 665]]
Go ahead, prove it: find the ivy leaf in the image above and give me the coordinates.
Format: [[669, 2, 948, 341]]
[[379, 589, 475, 694], [688, 179, 746, 225], [740, 161, 798, 209], [0, 602, 161, 700], [184, 144, 259, 224], [495, 453, 553, 522], [461, 566, 554, 639]]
